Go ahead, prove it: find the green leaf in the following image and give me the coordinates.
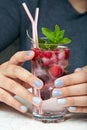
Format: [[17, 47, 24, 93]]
[[38, 38, 46, 43], [59, 37, 72, 44], [25, 24, 72, 50], [54, 25, 60, 34], [42, 27, 54, 42], [58, 30, 65, 39]]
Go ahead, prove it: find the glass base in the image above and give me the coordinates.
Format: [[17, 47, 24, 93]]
[[33, 112, 65, 123]]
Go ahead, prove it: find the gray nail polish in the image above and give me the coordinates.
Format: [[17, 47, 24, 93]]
[[68, 106, 76, 111], [20, 106, 27, 112], [34, 80, 43, 88], [55, 79, 63, 87], [26, 51, 32, 56], [52, 89, 62, 97], [33, 97, 42, 105], [57, 98, 66, 105]]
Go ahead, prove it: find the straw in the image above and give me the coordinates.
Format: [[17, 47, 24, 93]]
[[35, 8, 39, 46], [22, 2, 39, 48]]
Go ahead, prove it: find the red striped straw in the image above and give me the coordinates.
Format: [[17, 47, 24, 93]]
[[22, 2, 39, 48]]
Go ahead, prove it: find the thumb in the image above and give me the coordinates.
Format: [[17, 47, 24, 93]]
[[9, 50, 34, 65]]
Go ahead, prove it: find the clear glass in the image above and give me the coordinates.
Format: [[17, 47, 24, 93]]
[[31, 45, 70, 123]]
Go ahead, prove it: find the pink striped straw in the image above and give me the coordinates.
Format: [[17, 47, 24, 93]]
[[22, 2, 39, 48]]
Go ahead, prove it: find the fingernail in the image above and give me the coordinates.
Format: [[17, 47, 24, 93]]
[[20, 105, 28, 112], [32, 97, 42, 106], [52, 89, 62, 97], [26, 50, 32, 56], [57, 98, 66, 105], [68, 106, 76, 111], [33, 80, 43, 89], [55, 79, 63, 87], [75, 68, 83, 71]]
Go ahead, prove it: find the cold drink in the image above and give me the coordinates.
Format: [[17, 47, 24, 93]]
[[32, 45, 70, 122]]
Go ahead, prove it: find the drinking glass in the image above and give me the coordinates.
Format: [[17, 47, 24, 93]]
[[31, 45, 70, 123]]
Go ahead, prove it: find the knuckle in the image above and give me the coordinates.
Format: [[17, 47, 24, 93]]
[[10, 56, 18, 64], [10, 99, 19, 107], [9, 81, 16, 91], [63, 87, 71, 96], [3, 64, 15, 74], [10, 65, 21, 77], [0, 62, 9, 72], [12, 65, 19, 74], [67, 97, 75, 106], [23, 73, 33, 83]]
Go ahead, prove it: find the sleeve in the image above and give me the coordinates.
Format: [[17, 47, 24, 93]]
[[0, 0, 21, 51]]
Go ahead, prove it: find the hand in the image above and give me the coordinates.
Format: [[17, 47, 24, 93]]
[[0, 51, 43, 113], [52, 66, 87, 113]]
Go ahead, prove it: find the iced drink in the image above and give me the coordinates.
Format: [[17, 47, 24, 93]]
[[22, 3, 71, 123], [32, 45, 70, 122]]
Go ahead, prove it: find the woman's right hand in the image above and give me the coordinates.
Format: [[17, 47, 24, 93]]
[[0, 50, 43, 113]]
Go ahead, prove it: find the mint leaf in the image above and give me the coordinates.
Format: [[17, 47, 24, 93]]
[[57, 30, 65, 39], [40, 24, 72, 49], [59, 37, 72, 44], [26, 24, 72, 50], [38, 37, 46, 43], [42, 27, 54, 42], [54, 24, 60, 34]]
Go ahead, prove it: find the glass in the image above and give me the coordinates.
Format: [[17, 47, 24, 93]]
[[31, 45, 70, 123]]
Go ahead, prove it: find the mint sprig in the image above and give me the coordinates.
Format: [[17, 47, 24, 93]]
[[39, 24, 71, 50]]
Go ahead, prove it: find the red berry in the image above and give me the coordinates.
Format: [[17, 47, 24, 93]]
[[44, 51, 52, 58], [64, 49, 70, 59], [39, 51, 44, 58], [32, 48, 40, 60], [54, 49, 59, 56], [49, 65, 63, 78]]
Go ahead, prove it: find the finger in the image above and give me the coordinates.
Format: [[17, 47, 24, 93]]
[[73, 66, 87, 73], [83, 66, 87, 72], [15, 78, 31, 89], [68, 106, 87, 113], [52, 83, 87, 97], [74, 68, 83, 72], [1, 64, 43, 89], [0, 88, 28, 113], [57, 96, 87, 107], [54, 71, 87, 88], [9, 50, 34, 65], [0, 74, 42, 107]]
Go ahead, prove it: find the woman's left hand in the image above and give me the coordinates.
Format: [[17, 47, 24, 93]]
[[52, 66, 87, 113]]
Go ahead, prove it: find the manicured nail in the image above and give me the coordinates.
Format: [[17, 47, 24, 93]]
[[75, 68, 83, 71], [55, 79, 63, 87], [68, 106, 76, 111], [33, 80, 43, 89], [52, 89, 62, 97], [20, 105, 28, 112], [57, 98, 66, 105], [32, 97, 42, 106], [26, 50, 32, 56]]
